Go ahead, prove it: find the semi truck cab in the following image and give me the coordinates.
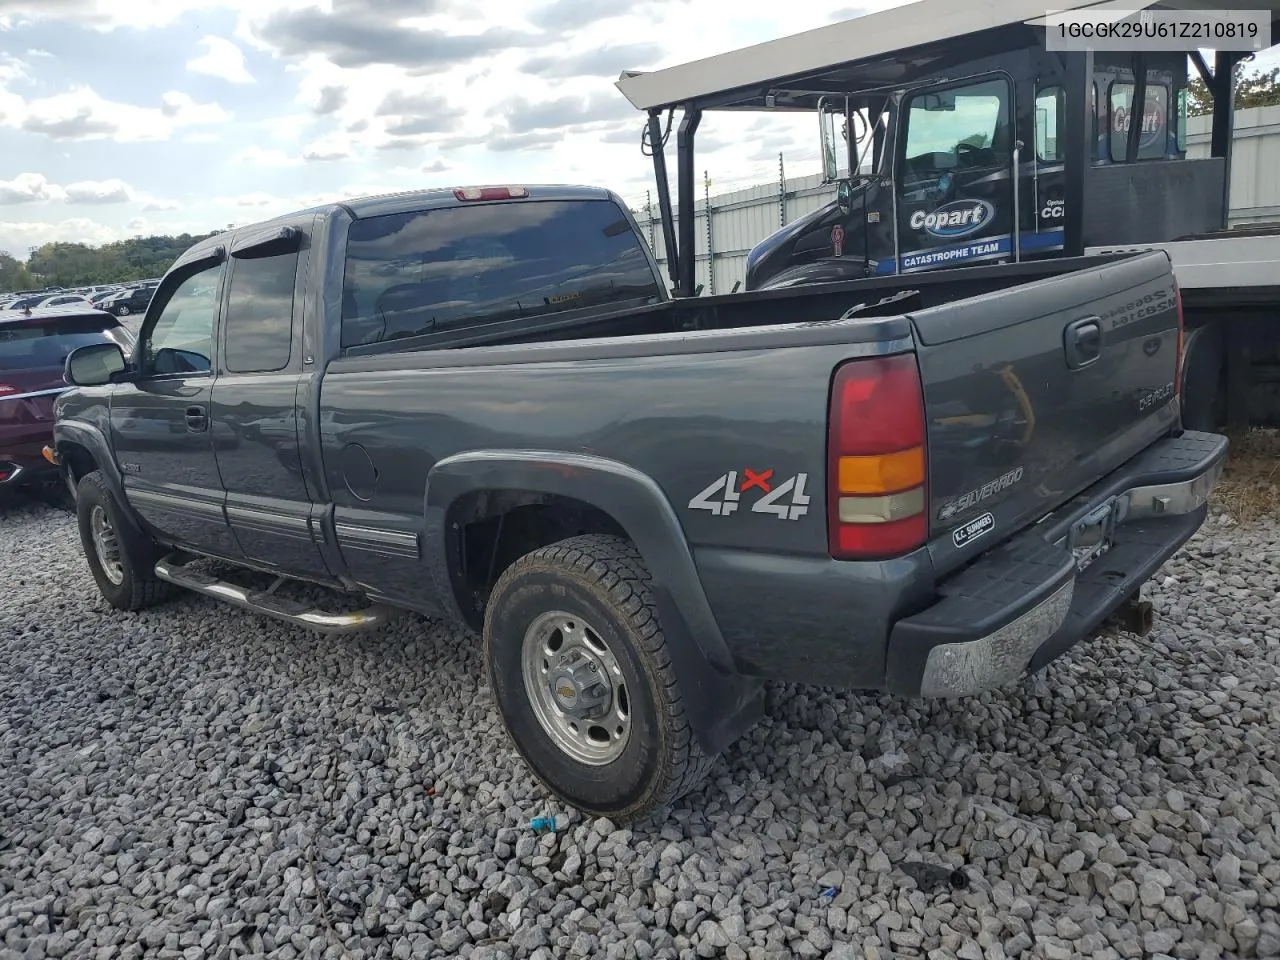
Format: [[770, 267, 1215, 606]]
[[617, 0, 1280, 430], [743, 48, 1200, 290]]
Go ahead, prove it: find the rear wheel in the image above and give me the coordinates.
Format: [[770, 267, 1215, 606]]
[[484, 534, 717, 822], [76, 470, 171, 611], [116, 304, 131, 316]]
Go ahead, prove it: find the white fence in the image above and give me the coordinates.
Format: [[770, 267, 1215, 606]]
[[631, 104, 1280, 293]]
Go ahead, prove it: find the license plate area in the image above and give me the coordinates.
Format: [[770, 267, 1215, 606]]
[[1070, 498, 1117, 571]]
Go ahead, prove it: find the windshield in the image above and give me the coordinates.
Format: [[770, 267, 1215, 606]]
[[0, 316, 131, 371]]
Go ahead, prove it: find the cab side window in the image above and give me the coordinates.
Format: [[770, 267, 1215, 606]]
[[223, 250, 299, 374], [1035, 86, 1064, 162], [1108, 80, 1172, 162], [142, 262, 223, 376]]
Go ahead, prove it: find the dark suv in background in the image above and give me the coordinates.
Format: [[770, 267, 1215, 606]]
[[1, 307, 134, 500], [100, 286, 155, 319]]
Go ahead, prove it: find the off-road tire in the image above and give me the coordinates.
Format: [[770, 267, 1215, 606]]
[[484, 534, 717, 822], [76, 470, 171, 611]]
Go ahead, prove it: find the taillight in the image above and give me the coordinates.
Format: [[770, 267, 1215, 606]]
[[827, 353, 928, 560], [453, 185, 529, 201], [0, 383, 17, 397], [1173, 278, 1185, 399]]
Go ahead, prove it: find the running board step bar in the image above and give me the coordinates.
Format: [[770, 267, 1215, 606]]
[[154, 553, 398, 634]]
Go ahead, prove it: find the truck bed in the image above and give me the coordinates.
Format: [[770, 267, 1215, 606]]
[[340, 254, 1140, 356]]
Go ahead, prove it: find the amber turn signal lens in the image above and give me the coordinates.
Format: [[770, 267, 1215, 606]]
[[837, 446, 925, 495]]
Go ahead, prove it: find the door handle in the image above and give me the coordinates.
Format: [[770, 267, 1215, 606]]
[[1064, 317, 1102, 370], [185, 405, 208, 432]]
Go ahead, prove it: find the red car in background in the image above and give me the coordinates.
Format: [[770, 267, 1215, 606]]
[[0, 306, 135, 502]]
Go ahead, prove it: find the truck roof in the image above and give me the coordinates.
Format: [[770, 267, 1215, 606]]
[[172, 184, 621, 271], [342, 184, 615, 219], [615, 0, 1280, 112]]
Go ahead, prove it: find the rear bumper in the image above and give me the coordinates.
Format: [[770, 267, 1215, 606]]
[[885, 430, 1227, 698]]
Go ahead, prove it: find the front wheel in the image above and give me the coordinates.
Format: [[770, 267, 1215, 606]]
[[484, 534, 717, 822], [76, 470, 170, 611], [116, 304, 131, 316]]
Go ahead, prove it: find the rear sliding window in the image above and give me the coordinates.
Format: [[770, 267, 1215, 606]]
[[340, 199, 663, 349], [0, 315, 129, 371]]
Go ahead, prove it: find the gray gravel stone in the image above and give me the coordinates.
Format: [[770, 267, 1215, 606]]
[[1111, 880, 1138, 906], [1213, 853, 1242, 886], [1, 498, 1277, 960]]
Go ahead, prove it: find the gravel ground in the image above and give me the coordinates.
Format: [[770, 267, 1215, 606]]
[[2, 496, 1279, 960]]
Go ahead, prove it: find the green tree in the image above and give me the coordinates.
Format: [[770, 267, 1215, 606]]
[[0, 252, 34, 293], [22, 232, 219, 289], [1187, 63, 1280, 117]]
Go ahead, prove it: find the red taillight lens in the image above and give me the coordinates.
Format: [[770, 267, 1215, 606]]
[[830, 354, 926, 454], [0, 383, 17, 397], [827, 353, 928, 560], [1173, 279, 1185, 399]]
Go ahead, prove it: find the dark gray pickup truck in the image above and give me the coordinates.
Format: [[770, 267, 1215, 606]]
[[51, 184, 1226, 821]]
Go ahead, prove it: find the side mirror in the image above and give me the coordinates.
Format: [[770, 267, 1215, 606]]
[[65, 342, 126, 387], [836, 180, 854, 215]]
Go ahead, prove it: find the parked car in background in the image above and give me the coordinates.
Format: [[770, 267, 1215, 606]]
[[4, 293, 94, 312], [100, 287, 154, 317], [1, 306, 134, 501]]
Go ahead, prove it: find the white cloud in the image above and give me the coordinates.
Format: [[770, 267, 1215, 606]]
[[159, 90, 230, 125], [0, 216, 120, 255], [301, 134, 352, 162], [63, 179, 135, 204], [4, 85, 230, 142], [187, 35, 255, 84], [0, 173, 179, 212], [0, 0, 303, 32], [142, 197, 182, 212], [0, 54, 31, 86], [0, 173, 64, 204]]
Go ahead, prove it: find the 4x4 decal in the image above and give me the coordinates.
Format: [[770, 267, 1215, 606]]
[[688, 469, 811, 521]]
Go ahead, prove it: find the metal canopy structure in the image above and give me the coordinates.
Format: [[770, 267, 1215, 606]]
[[616, 0, 1101, 112], [618, 0, 1280, 297]]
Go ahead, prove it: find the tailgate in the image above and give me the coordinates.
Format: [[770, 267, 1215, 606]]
[[911, 252, 1181, 567]]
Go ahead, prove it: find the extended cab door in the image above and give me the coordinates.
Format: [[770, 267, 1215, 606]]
[[110, 255, 240, 557], [209, 221, 333, 581]]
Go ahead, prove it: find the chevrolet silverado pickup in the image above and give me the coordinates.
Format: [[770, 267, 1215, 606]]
[[51, 184, 1226, 821]]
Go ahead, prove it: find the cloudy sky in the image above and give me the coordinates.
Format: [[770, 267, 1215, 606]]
[[0, 0, 901, 258], [2, 1, 1274, 260]]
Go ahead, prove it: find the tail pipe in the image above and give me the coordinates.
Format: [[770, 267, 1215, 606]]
[[1111, 594, 1155, 637]]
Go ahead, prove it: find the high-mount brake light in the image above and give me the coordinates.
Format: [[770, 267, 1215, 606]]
[[827, 353, 929, 560], [453, 186, 529, 201]]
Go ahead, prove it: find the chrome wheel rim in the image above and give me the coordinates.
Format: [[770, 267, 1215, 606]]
[[520, 610, 632, 765], [90, 504, 125, 586]]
